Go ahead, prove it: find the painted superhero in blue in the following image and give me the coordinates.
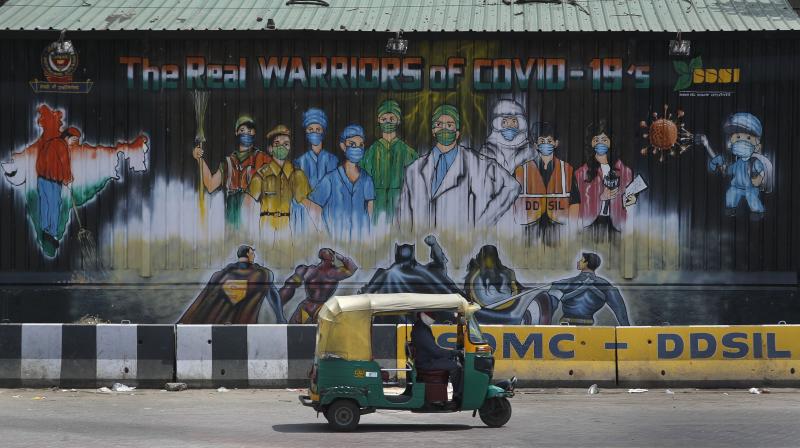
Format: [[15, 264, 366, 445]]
[[546, 272, 629, 325], [545, 253, 629, 326]]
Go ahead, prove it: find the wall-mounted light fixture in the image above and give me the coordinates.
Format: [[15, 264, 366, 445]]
[[669, 32, 691, 56], [385, 31, 408, 55]]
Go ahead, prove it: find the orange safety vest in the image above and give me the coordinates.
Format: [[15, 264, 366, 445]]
[[514, 157, 574, 225], [224, 150, 269, 194]]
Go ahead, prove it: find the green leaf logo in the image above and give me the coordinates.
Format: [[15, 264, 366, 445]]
[[673, 61, 689, 75], [689, 56, 703, 72], [674, 74, 692, 91], [673, 56, 703, 91]]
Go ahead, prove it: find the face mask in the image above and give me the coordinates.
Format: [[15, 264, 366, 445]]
[[500, 127, 520, 141], [380, 122, 398, 133], [345, 146, 364, 163], [538, 143, 555, 156], [306, 132, 324, 146], [238, 133, 255, 147], [434, 129, 457, 146], [731, 140, 755, 159], [272, 145, 289, 161], [594, 143, 609, 155]]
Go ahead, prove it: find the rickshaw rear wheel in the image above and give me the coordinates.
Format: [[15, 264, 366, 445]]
[[479, 397, 512, 428], [325, 400, 360, 432]]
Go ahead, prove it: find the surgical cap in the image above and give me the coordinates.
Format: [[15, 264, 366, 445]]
[[302, 108, 328, 130], [339, 123, 366, 143], [724, 113, 762, 138], [431, 104, 461, 130], [377, 99, 401, 119]]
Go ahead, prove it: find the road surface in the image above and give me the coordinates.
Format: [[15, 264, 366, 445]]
[[1, 387, 799, 447]]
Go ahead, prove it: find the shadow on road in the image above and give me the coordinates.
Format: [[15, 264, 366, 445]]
[[272, 423, 474, 433]]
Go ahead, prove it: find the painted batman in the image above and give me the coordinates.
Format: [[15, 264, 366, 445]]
[[360, 235, 462, 295]]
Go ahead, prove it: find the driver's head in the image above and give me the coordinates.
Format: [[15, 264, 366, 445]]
[[418, 312, 435, 327]]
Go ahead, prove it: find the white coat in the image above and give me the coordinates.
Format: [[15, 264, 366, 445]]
[[397, 144, 521, 233]]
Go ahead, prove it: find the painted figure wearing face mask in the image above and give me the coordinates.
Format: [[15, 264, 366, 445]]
[[705, 113, 773, 220], [480, 99, 537, 173], [512, 122, 581, 246]]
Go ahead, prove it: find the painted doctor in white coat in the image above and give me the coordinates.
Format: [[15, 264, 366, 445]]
[[397, 104, 520, 233]]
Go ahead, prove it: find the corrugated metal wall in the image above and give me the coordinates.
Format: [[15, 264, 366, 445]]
[[0, 32, 798, 324]]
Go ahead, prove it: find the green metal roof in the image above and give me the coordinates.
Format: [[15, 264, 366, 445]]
[[0, 0, 798, 33]]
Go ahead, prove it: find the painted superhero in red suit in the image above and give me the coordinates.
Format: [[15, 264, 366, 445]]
[[280, 248, 358, 323]]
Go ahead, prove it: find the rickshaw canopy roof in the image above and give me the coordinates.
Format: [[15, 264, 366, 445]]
[[315, 293, 473, 361]]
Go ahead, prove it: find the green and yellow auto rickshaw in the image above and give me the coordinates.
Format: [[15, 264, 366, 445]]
[[299, 293, 516, 431]]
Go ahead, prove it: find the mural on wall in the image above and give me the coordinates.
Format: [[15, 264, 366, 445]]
[[464, 245, 554, 325], [279, 248, 358, 324], [1, 104, 149, 257], [361, 235, 462, 296], [545, 252, 630, 326], [513, 121, 578, 247], [0, 35, 797, 326], [178, 245, 285, 324], [398, 104, 521, 233], [696, 113, 773, 220]]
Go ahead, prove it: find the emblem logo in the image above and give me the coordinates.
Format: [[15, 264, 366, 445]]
[[30, 32, 93, 94], [222, 280, 249, 305], [353, 368, 366, 378]]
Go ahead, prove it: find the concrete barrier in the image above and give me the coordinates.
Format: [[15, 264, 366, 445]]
[[0, 324, 175, 388], [617, 325, 800, 387], [3, 323, 800, 388], [396, 325, 617, 387], [176, 324, 396, 388]]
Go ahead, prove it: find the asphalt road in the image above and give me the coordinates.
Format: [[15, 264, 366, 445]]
[[1, 387, 799, 447]]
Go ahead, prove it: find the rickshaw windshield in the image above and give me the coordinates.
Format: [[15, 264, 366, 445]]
[[467, 317, 486, 344]]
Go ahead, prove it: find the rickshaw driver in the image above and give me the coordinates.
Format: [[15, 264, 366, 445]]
[[411, 312, 463, 404]]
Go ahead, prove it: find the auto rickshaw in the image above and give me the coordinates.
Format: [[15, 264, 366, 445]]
[[299, 293, 516, 431]]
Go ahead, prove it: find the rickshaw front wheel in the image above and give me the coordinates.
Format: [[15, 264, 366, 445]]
[[325, 400, 360, 432], [479, 397, 512, 428]]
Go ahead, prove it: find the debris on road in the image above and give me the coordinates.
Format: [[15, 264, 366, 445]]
[[587, 384, 599, 395], [112, 383, 136, 392], [216, 387, 230, 393], [12, 395, 22, 398], [665, 389, 674, 395], [748, 387, 762, 394], [627, 388, 649, 393], [165, 383, 188, 392], [31, 396, 46, 400]]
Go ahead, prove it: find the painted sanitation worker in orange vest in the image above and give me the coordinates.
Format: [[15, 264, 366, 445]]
[[513, 122, 580, 246], [193, 115, 272, 229]]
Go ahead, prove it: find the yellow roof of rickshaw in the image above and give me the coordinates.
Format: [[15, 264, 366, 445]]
[[315, 293, 473, 362], [320, 293, 472, 317]]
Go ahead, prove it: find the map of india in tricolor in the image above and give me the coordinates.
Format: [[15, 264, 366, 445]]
[[0, 104, 149, 257]]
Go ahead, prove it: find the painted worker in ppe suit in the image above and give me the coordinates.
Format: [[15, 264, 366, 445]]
[[480, 99, 538, 174], [702, 113, 773, 221]]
